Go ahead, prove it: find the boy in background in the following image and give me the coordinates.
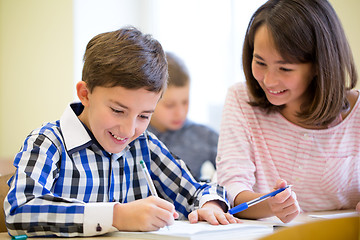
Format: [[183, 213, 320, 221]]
[[148, 52, 218, 181], [4, 27, 239, 238]]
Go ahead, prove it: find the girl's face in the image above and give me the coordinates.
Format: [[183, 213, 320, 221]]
[[150, 84, 190, 132], [252, 25, 315, 114]]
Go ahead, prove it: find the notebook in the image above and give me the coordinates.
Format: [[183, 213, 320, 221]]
[[111, 220, 273, 240]]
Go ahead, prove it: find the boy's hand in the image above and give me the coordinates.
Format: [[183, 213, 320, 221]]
[[356, 202, 360, 212], [267, 179, 300, 223], [112, 196, 179, 231], [188, 200, 241, 225]]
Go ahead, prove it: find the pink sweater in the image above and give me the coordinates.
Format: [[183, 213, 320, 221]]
[[217, 82, 360, 212]]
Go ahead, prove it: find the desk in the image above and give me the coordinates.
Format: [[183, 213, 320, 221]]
[[0, 210, 357, 240]]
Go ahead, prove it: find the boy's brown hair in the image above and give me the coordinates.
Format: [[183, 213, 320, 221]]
[[242, 0, 357, 126], [166, 52, 190, 87], [82, 26, 168, 93]]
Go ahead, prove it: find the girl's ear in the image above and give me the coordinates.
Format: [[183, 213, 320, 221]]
[[76, 81, 90, 106]]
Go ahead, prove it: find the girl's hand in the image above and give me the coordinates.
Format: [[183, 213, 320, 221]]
[[188, 200, 241, 225], [267, 179, 300, 223], [356, 202, 360, 212], [112, 196, 179, 231]]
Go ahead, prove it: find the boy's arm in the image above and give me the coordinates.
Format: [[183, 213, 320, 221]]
[[4, 132, 115, 237], [145, 132, 230, 218]]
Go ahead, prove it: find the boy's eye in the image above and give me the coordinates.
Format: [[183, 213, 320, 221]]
[[164, 103, 175, 109], [139, 115, 150, 120], [111, 107, 123, 114]]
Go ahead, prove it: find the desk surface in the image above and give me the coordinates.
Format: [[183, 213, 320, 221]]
[[0, 210, 358, 240]]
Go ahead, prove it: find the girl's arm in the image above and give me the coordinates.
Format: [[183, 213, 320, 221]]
[[233, 179, 300, 223]]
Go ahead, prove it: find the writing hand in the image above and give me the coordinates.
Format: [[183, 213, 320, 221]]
[[112, 196, 179, 231]]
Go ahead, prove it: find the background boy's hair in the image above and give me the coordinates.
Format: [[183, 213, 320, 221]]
[[243, 0, 357, 126], [82, 26, 168, 93], [166, 52, 190, 87]]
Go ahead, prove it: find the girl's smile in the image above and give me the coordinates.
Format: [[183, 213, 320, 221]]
[[267, 89, 287, 95]]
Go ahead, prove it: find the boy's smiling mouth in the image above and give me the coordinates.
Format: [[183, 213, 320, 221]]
[[110, 132, 127, 141]]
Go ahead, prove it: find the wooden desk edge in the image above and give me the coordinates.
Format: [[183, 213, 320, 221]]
[[0, 210, 358, 239]]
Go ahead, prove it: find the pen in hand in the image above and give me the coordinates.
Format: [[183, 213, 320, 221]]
[[140, 160, 172, 230], [228, 185, 293, 215], [139, 160, 158, 197]]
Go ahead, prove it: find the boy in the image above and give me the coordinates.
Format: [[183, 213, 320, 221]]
[[4, 27, 238, 237], [148, 52, 218, 181]]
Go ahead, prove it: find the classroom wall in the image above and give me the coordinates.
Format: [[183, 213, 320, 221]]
[[0, 0, 359, 161], [0, 0, 74, 159], [329, 0, 360, 87]]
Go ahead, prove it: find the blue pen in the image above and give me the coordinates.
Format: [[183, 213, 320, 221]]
[[228, 185, 292, 215]]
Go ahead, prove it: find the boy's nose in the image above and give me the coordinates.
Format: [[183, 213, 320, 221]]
[[175, 105, 188, 118], [121, 118, 136, 138]]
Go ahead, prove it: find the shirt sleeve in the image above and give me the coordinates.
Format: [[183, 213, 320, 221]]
[[4, 131, 115, 237], [145, 132, 230, 218], [216, 83, 257, 206]]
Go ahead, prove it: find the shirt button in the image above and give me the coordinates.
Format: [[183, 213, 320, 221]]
[[303, 133, 311, 140], [96, 223, 102, 232]]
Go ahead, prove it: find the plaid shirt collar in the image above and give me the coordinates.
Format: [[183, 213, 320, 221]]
[[59, 102, 132, 159]]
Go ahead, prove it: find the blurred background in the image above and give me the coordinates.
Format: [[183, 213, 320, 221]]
[[1, 0, 359, 160]]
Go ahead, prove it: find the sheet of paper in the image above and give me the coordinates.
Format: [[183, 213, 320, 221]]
[[154, 220, 271, 235], [113, 220, 273, 240], [309, 211, 359, 219]]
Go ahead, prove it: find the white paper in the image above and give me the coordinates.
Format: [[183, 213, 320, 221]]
[[309, 212, 359, 219], [114, 220, 273, 240]]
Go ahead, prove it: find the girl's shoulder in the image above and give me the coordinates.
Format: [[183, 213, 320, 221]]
[[228, 81, 251, 102], [342, 89, 360, 120], [229, 81, 247, 92]]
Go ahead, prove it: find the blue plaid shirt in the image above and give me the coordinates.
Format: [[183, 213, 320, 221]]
[[4, 103, 228, 237]]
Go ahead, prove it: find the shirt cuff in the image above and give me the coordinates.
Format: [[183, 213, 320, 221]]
[[83, 202, 118, 236], [199, 194, 230, 211]]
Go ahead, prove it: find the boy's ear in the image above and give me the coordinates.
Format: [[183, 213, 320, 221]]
[[76, 81, 90, 106]]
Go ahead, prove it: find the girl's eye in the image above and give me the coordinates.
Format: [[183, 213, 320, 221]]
[[139, 115, 150, 120], [255, 60, 266, 66], [280, 67, 293, 72]]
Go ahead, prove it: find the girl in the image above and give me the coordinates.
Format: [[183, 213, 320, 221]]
[[217, 0, 360, 223]]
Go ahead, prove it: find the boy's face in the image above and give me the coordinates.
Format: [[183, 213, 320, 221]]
[[150, 84, 189, 132], [77, 82, 161, 154]]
